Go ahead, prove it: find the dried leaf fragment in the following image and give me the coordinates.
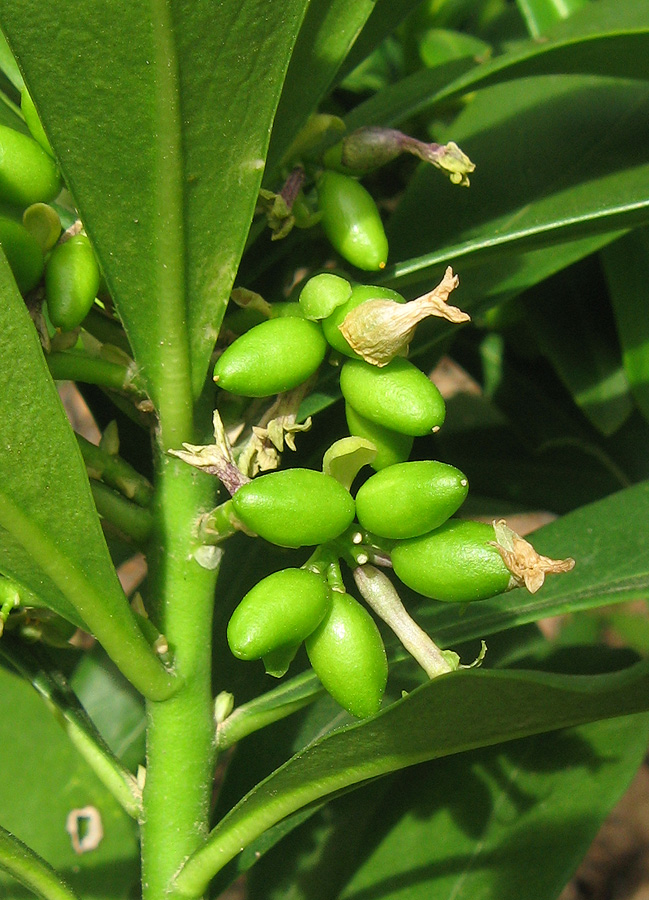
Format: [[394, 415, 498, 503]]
[[491, 519, 575, 593], [339, 267, 469, 366]]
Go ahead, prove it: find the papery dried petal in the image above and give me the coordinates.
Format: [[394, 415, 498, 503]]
[[491, 519, 575, 593], [339, 267, 469, 366]]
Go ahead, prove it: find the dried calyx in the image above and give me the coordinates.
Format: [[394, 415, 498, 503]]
[[339, 266, 469, 366], [490, 519, 575, 593]]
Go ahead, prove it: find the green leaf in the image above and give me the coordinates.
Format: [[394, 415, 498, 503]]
[[0, 664, 138, 899], [347, 0, 649, 129], [522, 263, 634, 436], [0, 0, 311, 405], [174, 656, 649, 895], [338, 715, 649, 900], [71, 647, 146, 773], [386, 75, 649, 293], [516, 0, 589, 39], [266, 0, 377, 175], [249, 714, 649, 900], [601, 228, 649, 424], [0, 251, 174, 700]]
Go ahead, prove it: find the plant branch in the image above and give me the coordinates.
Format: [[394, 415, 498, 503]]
[[76, 433, 154, 507], [90, 480, 153, 545], [46, 351, 137, 393], [216, 670, 324, 751], [0, 824, 80, 900]]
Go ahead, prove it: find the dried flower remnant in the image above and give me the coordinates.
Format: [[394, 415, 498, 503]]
[[491, 519, 575, 593], [326, 127, 476, 187], [339, 267, 469, 366]]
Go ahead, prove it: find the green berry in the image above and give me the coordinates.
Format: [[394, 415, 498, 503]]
[[298, 272, 352, 321], [340, 357, 446, 436], [0, 215, 44, 293], [391, 520, 513, 602], [345, 403, 413, 470], [213, 317, 326, 397], [355, 460, 469, 540], [306, 591, 387, 718], [322, 283, 404, 358], [45, 234, 101, 331], [232, 468, 355, 548], [317, 170, 388, 272], [0, 123, 61, 207], [227, 568, 330, 664]]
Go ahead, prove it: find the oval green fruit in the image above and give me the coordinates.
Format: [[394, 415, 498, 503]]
[[227, 568, 330, 662], [45, 234, 101, 331], [356, 460, 469, 540], [0, 215, 44, 293], [391, 519, 512, 602], [345, 403, 413, 471], [298, 272, 352, 321], [340, 357, 446, 436], [213, 317, 326, 397], [0, 123, 61, 206], [322, 283, 403, 358], [317, 170, 388, 272], [232, 468, 355, 548], [306, 591, 387, 718]]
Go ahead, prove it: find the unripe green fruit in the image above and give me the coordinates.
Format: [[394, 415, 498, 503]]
[[299, 272, 352, 321], [0, 215, 44, 293], [317, 170, 388, 272], [345, 403, 413, 470], [0, 123, 61, 206], [45, 235, 101, 331], [227, 568, 330, 662], [340, 357, 446, 436], [306, 590, 387, 718], [391, 519, 512, 602], [213, 317, 326, 397], [268, 301, 306, 319], [232, 468, 355, 548], [355, 460, 469, 539], [322, 283, 404, 358], [20, 88, 54, 157]]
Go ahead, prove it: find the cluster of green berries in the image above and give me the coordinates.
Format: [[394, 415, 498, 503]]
[[211, 268, 559, 720], [0, 89, 100, 331]]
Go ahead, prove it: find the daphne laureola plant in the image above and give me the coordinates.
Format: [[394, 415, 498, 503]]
[[1, 2, 649, 899]]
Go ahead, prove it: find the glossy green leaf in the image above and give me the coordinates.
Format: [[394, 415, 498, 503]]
[[347, 0, 649, 129], [338, 715, 649, 900], [175, 655, 649, 896], [266, 0, 377, 175], [249, 714, 649, 900], [0, 250, 174, 700], [71, 647, 146, 773], [386, 75, 649, 294], [0, 0, 310, 402], [516, 0, 589, 39], [601, 228, 649, 423], [523, 263, 633, 435], [0, 664, 138, 898]]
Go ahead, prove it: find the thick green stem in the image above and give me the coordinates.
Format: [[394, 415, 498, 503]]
[[140, 453, 218, 900], [0, 824, 80, 900]]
